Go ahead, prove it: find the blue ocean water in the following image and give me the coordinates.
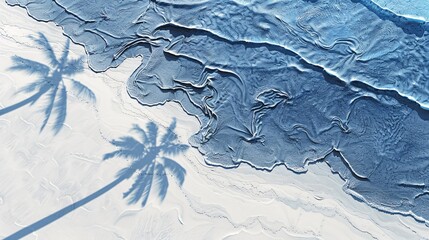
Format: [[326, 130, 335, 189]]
[[6, 0, 429, 224]]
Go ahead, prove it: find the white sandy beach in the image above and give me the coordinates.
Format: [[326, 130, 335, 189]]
[[0, 2, 428, 239]]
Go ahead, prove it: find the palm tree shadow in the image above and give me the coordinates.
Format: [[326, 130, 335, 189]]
[[4, 120, 188, 240], [0, 32, 95, 134]]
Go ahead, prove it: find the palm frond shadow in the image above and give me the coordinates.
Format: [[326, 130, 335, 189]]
[[4, 120, 188, 240], [0, 32, 95, 134], [104, 119, 188, 206]]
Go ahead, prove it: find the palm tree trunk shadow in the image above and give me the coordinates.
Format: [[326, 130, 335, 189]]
[[0, 90, 45, 116], [3, 177, 126, 240]]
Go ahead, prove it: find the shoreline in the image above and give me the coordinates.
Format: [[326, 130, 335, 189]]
[[0, 1, 429, 239]]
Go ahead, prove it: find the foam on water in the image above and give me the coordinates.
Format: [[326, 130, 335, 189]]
[[6, 0, 429, 225], [371, 0, 429, 22]]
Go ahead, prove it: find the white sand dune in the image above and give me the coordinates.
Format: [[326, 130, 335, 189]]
[[0, 2, 428, 239]]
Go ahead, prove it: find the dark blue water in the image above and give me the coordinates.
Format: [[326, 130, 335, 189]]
[[7, 0, 429, 224]]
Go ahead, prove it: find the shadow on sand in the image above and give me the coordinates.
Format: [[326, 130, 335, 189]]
[[4, 119, 188, 240], [0, 32, 95, 134]]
